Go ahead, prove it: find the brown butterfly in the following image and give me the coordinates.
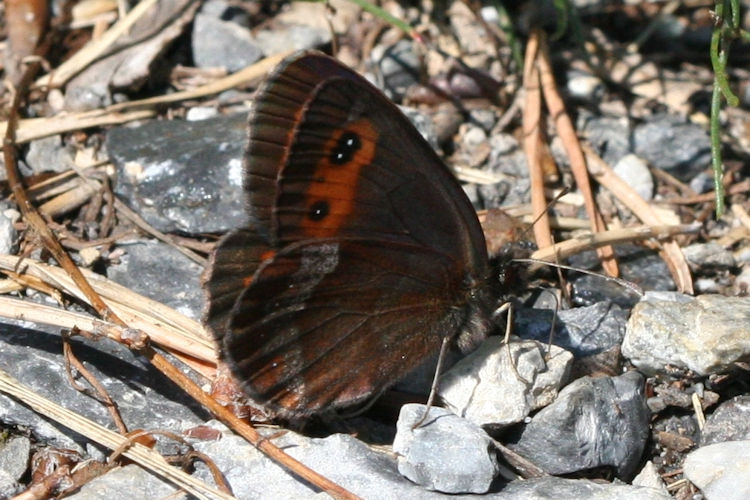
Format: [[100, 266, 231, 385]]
[[203, 51, 498, 420]]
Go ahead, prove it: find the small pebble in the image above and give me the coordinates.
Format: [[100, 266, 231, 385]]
[[683, 440, 750, 500], [393, 404, 498, 494]]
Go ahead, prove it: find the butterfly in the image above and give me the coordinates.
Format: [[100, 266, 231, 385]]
[[203, 51, 498, 420]]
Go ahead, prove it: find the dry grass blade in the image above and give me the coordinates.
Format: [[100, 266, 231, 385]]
[[0, 255, 215, 364], [0, 368, 235, 500], [583, 146, 694, 294], [0, 109, 156, 145], [536, 33, 619, 277], [522, 29, 553, 249], [530, 223, 701, 262], [106, 50, 294, 113], [34, 0, 162, 89]]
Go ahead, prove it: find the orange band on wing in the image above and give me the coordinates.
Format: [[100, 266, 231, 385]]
[[300, 119, 378, 238]]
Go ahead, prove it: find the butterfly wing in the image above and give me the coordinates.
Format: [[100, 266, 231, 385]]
[[224, 238, 489, 417], [204, 52, 492, 418]]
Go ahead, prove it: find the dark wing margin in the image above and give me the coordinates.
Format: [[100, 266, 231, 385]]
[[202, 228, 271, 344]]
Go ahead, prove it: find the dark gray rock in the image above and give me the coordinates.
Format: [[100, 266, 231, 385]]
[[633, 114, 711, 181], [514, 301, 629, 357], [393, 404, 499, 493], [690, 171, 715, 194], [507, 371, 649, 478], [579, 113, 632, 167], [106, 239, 204, 319], [0, 318, 208, 452], [107, 113, 248, 234], [701, 395, 750, 445], [191, 1, 262, 71], [569, 244, 674, 308]]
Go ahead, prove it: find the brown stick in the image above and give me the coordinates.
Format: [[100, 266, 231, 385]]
[[522, 29, 553, 249], [536, 32, 619, 277]]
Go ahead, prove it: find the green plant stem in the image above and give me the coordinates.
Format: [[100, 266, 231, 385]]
[[710, 76, 726, 217], [342, 0, 420, 41]]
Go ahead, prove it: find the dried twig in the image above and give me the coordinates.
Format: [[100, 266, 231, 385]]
[[583, 145, 694, 294], [536, 32, 618, 277], [521, 29, 552, 249], [0, 368, 233, 500]]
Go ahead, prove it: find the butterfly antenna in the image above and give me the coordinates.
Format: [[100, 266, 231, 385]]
[[517, 186, 571, 242], [512, 258, 644, 297]]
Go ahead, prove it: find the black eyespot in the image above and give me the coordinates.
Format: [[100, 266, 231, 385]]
[[308, 200, 329, 221], [330, 131, 361, 165]]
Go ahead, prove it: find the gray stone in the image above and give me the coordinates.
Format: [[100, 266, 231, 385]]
[[25, 135, 74, 174], [438, 337, 572, 427], [701, 395, 750, 445], [613, 154, 654, 200], [107, 113, 248, 234], [683, 242, 736, 269], [192, 420, 473, 499], [569, 244, 675, 308], [579, 113, 632, 167], [66, 464, 177, 499], [480, 133, 529, 208], [393, 404, 498, 493], [106, 239, 203, 319], [683, 440, 750, 500], [192, 1, 263, 71], [623, 293, 750, 376], [0, 318, 208, 452], [0, 436, 30, 481], [0, 205, 19, 255], [566, 69, 605, 102], [633, 114, 711, 181], [371, 40, 421, 100], [497, 475, 671, 499], [254, 24, 329, 56], [0, 468, 19, 498], [469, 108, 497, 132], [399, 106, 441, 152], [507, 371, 649, 478], [690, 171, 715, 194], [632, 461, 669, 495], [515, 301, 629, 357]]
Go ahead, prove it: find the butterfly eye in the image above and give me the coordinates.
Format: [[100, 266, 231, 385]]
[[330, 131, 361, 165], [308, 200, 330, 221]]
